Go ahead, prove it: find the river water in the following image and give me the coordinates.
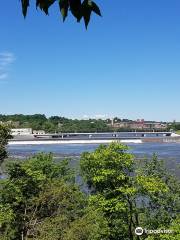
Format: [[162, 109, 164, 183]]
[[7, 142, 180, 176], [7, 142, 180, 157], [7, 142, 179, 164]]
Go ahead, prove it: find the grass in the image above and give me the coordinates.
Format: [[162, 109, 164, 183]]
[[175, 130, 180, 135]]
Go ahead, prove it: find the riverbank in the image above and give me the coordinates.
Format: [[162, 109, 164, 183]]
[[8, 139, 143, 145]]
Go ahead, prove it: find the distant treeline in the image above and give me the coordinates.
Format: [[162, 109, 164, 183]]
[[171, 122, 180, 131], [0, 114, 173, 133], [0, 114, 111, 133]]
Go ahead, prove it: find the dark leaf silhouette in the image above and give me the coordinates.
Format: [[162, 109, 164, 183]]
[[36, 0, 56, 15], [21, 0, 30, 17], [20, 0, 101, 28], [91, 1, 101, 16], [82, 0, 92, 29], [69, 0, 82, 22], [59, 0, 69, 21]]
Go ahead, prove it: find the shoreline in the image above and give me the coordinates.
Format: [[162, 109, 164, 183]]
[[8, 139, 143, 145], [8, 136, 180, 145]]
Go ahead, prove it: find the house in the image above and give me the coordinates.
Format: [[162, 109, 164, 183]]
[[33, 130, 45, 135], [11, 128, 32, 135]]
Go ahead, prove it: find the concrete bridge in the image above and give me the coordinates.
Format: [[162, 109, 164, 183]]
[[9, 132, 180, 145], [33, 132, 173, 140]]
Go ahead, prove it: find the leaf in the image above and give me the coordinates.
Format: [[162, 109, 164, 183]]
[[21, 0, 102, 28], [21, 0, 30, 17], [69, 0, 82, 22], [59, 0, 69, 22], [83, 9, 91, 29], [91, 1, 101, 16], [81, 0, 101, 28], [82, 0, 92, 29], [36, 0, 56, 15]]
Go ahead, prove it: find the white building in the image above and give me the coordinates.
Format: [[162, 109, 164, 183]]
[[11, 128, 32, 136], [33, 130, 45, 135]]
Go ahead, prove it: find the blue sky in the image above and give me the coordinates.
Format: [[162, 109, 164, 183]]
[[0, 0, 180, 121]]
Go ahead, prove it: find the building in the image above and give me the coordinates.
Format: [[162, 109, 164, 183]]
[[107, 122, 130, 129], [33, 130, 45, 135], [108, 118, 167, 131], [11, 128, 32, 136]]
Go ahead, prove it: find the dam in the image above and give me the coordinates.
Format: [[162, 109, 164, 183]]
[[8, 132, 180, 145]]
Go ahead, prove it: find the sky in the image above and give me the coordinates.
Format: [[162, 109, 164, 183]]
[[0, 0, 180, 121]]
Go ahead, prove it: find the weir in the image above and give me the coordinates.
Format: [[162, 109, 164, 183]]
[[8, 132, 180, 145]]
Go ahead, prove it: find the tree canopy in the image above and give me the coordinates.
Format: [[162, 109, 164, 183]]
[[20, 0, 102, 28], [0, 139, 180, 239], [80, 143, 180, 240], [0, 153, 108, 239], [0, 125, 12, 166], [0, 114, 111, 133]]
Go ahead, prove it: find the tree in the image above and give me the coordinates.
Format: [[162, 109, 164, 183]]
[[20, 0, 102, 28], [0, 153, 73, 239], [34, 188, 109, 240], [0, 153, 109, 240], [135, 154, 180, 240], [80, 143, 136, 240], [145, 217, 180, 240], [0, 114, 112, 133], [1, 142, 179, 239], [80, 143, 180, 240], [0, 124, 12, 166]]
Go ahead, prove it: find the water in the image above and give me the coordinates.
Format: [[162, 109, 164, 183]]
[[7, 142, 180, 176], [7, 142, 180, 158]]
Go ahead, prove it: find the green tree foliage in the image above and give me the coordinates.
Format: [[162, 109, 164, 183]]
[[36, 203, 109, 240], [80, 143, 134, 192], [0, 153, 108, 240], [0, 114, 111, 133], [62, 207, 109, 240], [135, 154, 180, 239], [80, 143, 180, 240], [80, 143, 136, 240], [1, 142, 179, 239], [0, 124, 12, 165], [170, 122, 180, 131], [0, 153, 72, 239], [60, 119, 110, 133], [145, 216, 180, 240], [20, 0, 102, 28]]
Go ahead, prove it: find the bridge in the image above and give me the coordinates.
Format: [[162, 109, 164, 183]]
[[33, 132, 173, 140]]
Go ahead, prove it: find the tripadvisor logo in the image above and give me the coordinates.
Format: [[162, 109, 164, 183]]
[[135, 227, 173, 236], [135, 227, 144, 236]]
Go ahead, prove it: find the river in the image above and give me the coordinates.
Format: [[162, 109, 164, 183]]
[[7, 142, 180, 158], [7, 142, 180, 176]]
